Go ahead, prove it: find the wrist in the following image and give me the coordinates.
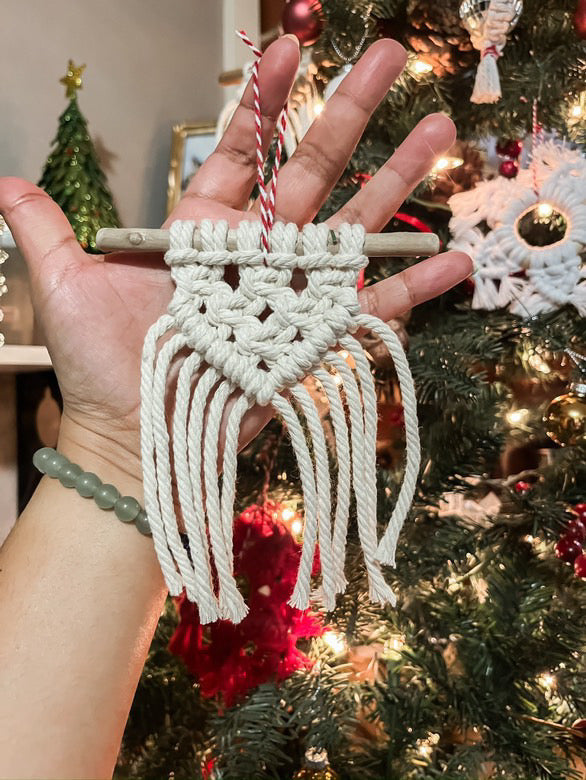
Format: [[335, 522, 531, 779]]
[[57, 412, 143, 499]]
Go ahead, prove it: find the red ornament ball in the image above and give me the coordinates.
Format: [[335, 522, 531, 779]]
[[282, 0, 323, 46], [514, 480, 531, 494], [574, 552, 586, 578], [555, 535, 583, 563], [574, 0, 586, 39], [499, 159, 519, 178], [573, 503, 586, 522], [496, 139, 523, 159], [566, 517, 586, 541]]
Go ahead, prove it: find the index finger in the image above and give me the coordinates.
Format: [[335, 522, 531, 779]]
[[181, 35, 300, 214]]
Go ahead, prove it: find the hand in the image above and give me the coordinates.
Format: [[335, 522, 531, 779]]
[[0, 36, 471, 481]]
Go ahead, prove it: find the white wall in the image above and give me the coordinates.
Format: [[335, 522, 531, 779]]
[[1, 0, 224, 227]]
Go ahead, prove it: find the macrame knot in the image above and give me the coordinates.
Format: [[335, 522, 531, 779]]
[[140, 218, 421, 622]]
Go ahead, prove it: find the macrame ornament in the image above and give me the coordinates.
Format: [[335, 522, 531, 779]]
[[449, 143, 586, 316], [140, 34, 421, 624], [459, 0, 522, 103]]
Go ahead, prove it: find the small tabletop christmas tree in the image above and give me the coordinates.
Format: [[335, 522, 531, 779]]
[[38, 60, 120, 252]]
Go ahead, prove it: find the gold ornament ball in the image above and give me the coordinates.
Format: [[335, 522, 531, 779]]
[[293, 748, 340, 779], [544, 384, 586, 447], [292, 768, 340, 780]]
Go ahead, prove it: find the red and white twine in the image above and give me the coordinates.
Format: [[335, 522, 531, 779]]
[[531, 99, 544, 195], [237, 30, 289, 253]]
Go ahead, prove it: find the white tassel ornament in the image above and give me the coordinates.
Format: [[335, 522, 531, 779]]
[[459, 0, 523, 104]]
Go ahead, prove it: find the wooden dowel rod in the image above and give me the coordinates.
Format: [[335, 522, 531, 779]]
[[96, 228, 440, 258]]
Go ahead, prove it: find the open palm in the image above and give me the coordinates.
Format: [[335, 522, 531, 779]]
[[0, 36, 470, 472]]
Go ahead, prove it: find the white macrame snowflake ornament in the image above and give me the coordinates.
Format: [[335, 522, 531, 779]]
[[448, 143, 586, 317]]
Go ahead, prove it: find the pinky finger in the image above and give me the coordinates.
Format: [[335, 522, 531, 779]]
[[358, 251, 473, 321]]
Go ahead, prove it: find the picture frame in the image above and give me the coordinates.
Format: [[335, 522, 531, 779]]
[[166, 122, 217, 216]]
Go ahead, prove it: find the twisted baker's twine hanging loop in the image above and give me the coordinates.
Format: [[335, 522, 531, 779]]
[[236, 30, 288, 252]]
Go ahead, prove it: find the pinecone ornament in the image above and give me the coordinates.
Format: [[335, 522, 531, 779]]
[[406, 0, 476, 76], [431, 140, 485, 204]]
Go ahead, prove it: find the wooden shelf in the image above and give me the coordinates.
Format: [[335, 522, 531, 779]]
[[0, 345, 52, 372]]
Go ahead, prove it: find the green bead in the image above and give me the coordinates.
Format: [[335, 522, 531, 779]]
[[114, 496, 141, 523], [76, 471, 102, 498], [45, 452, 69, 478], [33, 447, 57, 474], [94, 483, 120, 510], [58, 463, 83, 488], [135, 511, 151, 537]]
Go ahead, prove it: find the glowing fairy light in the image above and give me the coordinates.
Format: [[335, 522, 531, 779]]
[[537, 672, 556, 691], [411, 58, 433, 75], [291, 518, 303, 535], [432, 156, 464, 173], [506, 407, 529, 426], [323, 630, 347, 655]]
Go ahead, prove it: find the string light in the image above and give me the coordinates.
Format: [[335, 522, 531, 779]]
[[278, 505, 303, 540], [291, 518, 303, 536], [568, 93, 585, 123], [410, 58, 433, 75], [432, 156, 464, 173], [537, 202, 554, 219], [313, 100, 325, 116], [537, 672, 556, 691], [415, 733, 440, 760], [323, 630, 347, 655], [506, 407, 529, 426]]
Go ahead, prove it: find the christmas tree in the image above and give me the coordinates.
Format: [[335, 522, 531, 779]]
[[116, 1, 586, 778], [38, 60, 120, 252]]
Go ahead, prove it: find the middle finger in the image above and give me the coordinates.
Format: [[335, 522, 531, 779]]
[[253, 38, 407, 226]]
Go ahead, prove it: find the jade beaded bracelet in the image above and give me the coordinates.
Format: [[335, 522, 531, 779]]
[[33, 447, 151, 537]]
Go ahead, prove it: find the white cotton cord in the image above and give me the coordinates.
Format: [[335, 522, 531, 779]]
[[140, 313, 183, 596], [220, 394, 250, 573], [339, 334, 378, 525], [313, 366, 351, 594], [272, 392, 320, 611], [173, 351, 219, 623], [186, 367, 222, 606], [151, 332, 204, 602], [356, 314, 421, 567], [328, 352, 396, 606], [203, 381, 248, 623], [291, 383, 336, 611]]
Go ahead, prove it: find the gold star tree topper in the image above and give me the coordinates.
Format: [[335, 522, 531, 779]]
[[60, 60, 86, 99]]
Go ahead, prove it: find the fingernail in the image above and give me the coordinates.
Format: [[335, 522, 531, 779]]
[[283, 33, 300, 47]]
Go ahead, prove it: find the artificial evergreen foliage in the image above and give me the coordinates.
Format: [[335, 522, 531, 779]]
[[116, 2, 586, 777], [38, 62, 120, 252]]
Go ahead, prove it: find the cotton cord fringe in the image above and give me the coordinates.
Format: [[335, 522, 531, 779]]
[[140, 218, 421, 622]]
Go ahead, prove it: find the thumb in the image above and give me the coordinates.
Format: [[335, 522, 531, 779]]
[[0, 177, 87, 286]]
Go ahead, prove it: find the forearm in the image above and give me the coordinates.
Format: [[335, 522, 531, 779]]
[[0, 423, 167, 779]]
